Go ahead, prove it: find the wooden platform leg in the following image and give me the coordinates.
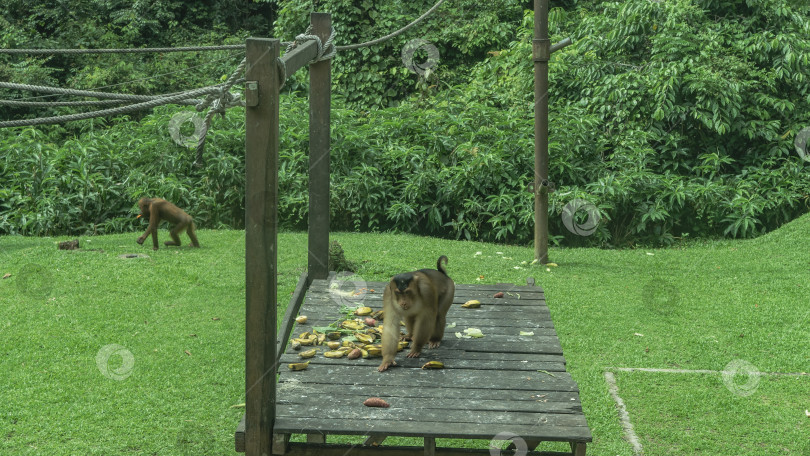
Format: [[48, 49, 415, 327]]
[[424, 437, 436, 456], [525, 439, 542, 451], [571, 442, 586, 456], [272, 433, 289, 455], [364, 434, 387, 446], [306, 434, 325, 444]]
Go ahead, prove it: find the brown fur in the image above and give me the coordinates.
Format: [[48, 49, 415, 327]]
[[136, 198, 200, 250], [378, 256, 454, 372]]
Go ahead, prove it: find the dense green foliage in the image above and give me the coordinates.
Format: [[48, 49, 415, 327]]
[[0, 0, 271, 128], [1, 0, 810, 246], [275, 0, 526, 107]]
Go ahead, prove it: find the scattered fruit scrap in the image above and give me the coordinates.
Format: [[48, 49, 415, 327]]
[[461, 300, 481, 308], [363, 397, 390, 408], [354, 306, 373, 316], [456, 328, 485, 339], [295, 315, 308, 324], [288, 361, 310, 371], [421, 361, 444, 369], [493, 292, 504, 298]]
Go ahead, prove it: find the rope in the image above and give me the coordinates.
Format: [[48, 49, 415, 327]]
[[335, 0, 447, 51], [0, 81, 203, 104], [0, 45, 246, 55], [194, 58, 248, 164], [286, 26, 337, 62], [0, 84, 230, 128], [0, 99, 130, 107]]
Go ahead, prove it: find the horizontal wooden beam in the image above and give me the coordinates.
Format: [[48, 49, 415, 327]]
[[281, 39, 318, 77], [280, 443, 578, 456]]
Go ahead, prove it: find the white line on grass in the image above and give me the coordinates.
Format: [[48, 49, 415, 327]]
[[609, 367, 809, 376], [603, 371, 644, 456], [603, 367, 809, 455]]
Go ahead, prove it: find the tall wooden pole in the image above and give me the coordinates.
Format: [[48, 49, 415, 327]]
[[244, 37, 280, 456], [308, 12, 331, 282], [533, 0, 550, 264]]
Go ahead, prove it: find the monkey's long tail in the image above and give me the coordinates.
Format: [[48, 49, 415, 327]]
[[437, 255, 449, 275]]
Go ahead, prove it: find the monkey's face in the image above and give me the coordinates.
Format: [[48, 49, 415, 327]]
[[137, 199, 151, 219], [391, 273, 416, 310]]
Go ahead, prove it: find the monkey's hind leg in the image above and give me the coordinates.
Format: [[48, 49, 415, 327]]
[[428, 313, 447, 348], [187, 221, 200, 247], [407, 315, 434, 358], [165, 222, 186, 246]]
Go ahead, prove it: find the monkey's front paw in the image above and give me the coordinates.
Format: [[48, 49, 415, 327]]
[[377, 360, 397, 372], [428, 341, 441, 349], [406, 351, 422, 358], [136, 237, 144, 245], [152, 246, 159, 251]]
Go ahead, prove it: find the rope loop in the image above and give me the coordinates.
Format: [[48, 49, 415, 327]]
[[285, 25, 337, 62]]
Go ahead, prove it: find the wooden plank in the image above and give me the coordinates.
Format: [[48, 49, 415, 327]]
[[277, 383, 578, 402], [307, 12, 331, 282], [296, 315, 557, 330], [281, 444, 578, 456], [302, 286, 546, 302], [277, 394, 583, 415], [277, 270, 309, 363], [244, 36, 281, 456], [276, 405, 588, 430], [277, 365, 578, 391], [279, 353, 566, 372], [274, 418, 592, 441]]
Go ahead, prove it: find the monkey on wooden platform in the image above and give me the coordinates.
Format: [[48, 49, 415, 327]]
[[378, 256, 455, 372], [136, 198, 200, 250]]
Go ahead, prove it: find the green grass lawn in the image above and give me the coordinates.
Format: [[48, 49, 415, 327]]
[[1, 214, 809, 455]]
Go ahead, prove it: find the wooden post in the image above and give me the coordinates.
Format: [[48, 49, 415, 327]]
[[244, 37, 280, 456], [533, 0, 550, 264], [308, 12, 332, 282]]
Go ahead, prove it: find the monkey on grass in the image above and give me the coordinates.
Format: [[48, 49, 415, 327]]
[[136, 198, 200, 250]]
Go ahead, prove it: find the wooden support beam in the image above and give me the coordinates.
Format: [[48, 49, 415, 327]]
[[363, 434, 387, 446], [276, 270, 309, 364], [273, 433, 290, 455], [306, 434, 326, 444], [533, 0, 550, 264], [572, 442, 587, 456], [244, 37, 281, 456], [308, 12, 332, 281], [424, 437, 436, 456]]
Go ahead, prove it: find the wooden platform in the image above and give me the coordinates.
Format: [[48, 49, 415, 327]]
[[237, 278, 592, 455]]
